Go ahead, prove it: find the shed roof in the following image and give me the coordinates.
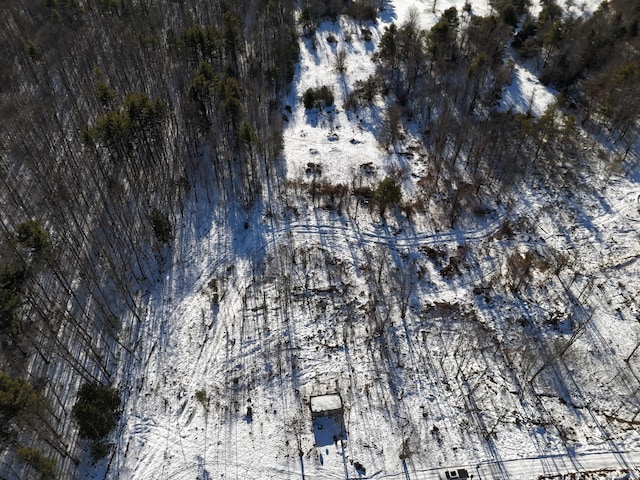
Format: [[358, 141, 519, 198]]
[[310, 394, 342, 414]]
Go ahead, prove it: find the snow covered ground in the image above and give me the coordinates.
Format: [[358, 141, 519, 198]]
[[93, 1, 640, 479]]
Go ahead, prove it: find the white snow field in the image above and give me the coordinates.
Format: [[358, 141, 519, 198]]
[[94, 0, 640, 479]]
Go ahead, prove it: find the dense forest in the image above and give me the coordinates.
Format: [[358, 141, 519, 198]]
[[1, 0, 639, 478], [0, 0, 297, 476]]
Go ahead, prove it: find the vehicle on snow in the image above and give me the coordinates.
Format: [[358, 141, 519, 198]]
[[442, 468, 472, 479]]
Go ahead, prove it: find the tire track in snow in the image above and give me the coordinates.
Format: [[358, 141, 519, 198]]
[[203, 217, 502, 287], [277, 218, 502, 250], [195, 216, 503, 304]]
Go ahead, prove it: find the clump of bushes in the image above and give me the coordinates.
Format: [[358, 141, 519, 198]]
[[178, 25, 223, 62], [345, 2, 377, 22], [96, 81, 117, 105], [302, 86, 334, 110], [299, 0, 377, 32], [16, 447, 57, 480], [188, 63, 245, 123], [90, 441, 112, 460], [195, 388, 208, 406], [82, 92, 166, 149], [373, 177, 402, 216], [16, 219, 51, 255], [0, 264, 27, 331], [150, 208, 173, 244], [0, 372, 42, 422], [345, 75, 379, 109], [72, 383, 120, 441]]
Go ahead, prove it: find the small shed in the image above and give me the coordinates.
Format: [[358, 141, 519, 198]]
[[310, 393, 343, 419]]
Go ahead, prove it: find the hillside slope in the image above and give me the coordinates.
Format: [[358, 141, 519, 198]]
[[101, 1, 640, 479], [1, 0, 639, 478]]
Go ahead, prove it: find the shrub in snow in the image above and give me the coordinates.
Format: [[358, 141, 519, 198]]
[[16, 219, 51, 255], [195, 388, 208, 406], [373, 177, 402, 216], [0, 264, 27, 331], [16, 446, 57, 479], [0, 372, 42, 421], [150, 208, 173, 244], [302, 86, 334, 110], [72, 383, 120, 441]]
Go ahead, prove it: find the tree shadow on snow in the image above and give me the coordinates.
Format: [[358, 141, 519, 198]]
[[377, 0, 397, 24], [312, 414, 346, 447]]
